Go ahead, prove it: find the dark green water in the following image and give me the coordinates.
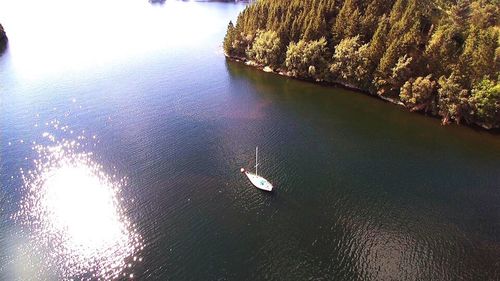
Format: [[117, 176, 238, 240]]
[[1, 1, 499, 280]]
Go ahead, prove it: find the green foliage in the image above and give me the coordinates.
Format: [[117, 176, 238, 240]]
[[361, 0, 394, 40], [423, 23, 464, 76], [450, 0, 471, 28], [246, 30, 281, 66], [367, 14, 390, 66], [374, 54, 413, 96], [400, 75, 437, 112], [459, 27, 498, 85], [391, 55, 413, 83], [285, 37, 329, 80], [469, 78, 500, 128], [223, 0, 500, 128], [438, 74, 471, 124], [223, 21, 236, 55], [330, 36, 370, 85], [284, 40, 306, 76], [332, 0, 361, 44], [469, 0, 499, 29]]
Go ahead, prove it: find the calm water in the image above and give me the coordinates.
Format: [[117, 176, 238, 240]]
[[1, 1, 500, 280]]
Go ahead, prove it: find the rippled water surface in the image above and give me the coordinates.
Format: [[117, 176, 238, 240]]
[[1, 1, 500, 280]]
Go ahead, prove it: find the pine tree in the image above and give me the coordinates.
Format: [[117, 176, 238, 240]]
[[223, 21, 236, 55]]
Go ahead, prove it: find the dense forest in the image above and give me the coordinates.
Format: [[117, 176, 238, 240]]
[[223, 0, 499, 129]]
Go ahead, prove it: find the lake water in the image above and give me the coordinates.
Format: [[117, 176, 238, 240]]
[[1, 1, 499, 280]]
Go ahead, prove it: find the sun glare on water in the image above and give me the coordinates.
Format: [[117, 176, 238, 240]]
[[0, 0, 225, 80], [15, 133, 142, 280]]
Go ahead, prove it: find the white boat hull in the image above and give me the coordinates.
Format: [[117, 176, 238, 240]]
[[245, 172, 273, 191]]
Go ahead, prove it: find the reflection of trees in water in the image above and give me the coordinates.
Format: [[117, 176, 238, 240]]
[[225, 59, 330, 104], [225, 59, 287, 95]]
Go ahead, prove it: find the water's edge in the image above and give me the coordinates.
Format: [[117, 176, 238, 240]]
[[224, 53, 499, 133]]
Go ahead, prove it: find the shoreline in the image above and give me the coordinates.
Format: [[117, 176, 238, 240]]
[[225, 53, 499, 134]]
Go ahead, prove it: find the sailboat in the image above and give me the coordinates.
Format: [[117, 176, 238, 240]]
[[241, 146, 273, 191]]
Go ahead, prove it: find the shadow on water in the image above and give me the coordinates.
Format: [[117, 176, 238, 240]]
[[226, 58, 500, 136], [224, 59, 500, 147]]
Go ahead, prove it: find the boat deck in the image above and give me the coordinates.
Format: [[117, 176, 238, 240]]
[[245, 172, 273, 191]]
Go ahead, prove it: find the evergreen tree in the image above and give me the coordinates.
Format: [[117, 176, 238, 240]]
[[330, 36, 370, 86], [400, 75, 437, 112], [246, 30, 281, 66], [469, 78, 500, 128], [438, 74, 471, 124], [285, 37, 329, 80], [223, 21, 236, 55]]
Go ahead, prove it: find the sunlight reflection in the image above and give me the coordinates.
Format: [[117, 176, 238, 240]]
[[0, 0, 227, 80], [15, 132, 142, 280]]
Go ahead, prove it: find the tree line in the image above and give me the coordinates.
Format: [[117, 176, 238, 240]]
[[223, 0, 499, 129]]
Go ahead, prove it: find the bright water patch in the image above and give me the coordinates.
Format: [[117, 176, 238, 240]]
[[12, 130, 142, 280]]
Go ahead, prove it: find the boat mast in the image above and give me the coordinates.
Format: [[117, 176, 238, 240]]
[[255, 146, 258, 176]]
